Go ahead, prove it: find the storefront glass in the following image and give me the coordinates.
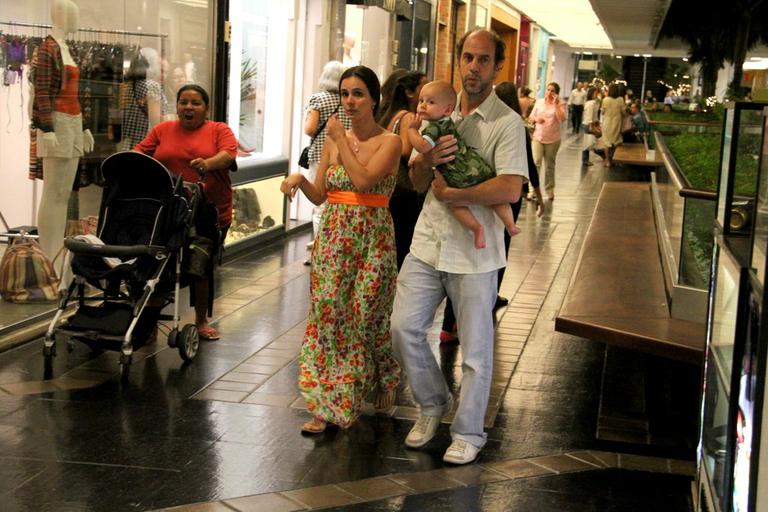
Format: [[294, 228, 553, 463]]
[[0, 0, 216, 230], [224, 1, 290, 245], [395, 0, 433, 74], [0, 1, 291, 328], [226, 0, 290, 158], [344, 4, 392, 79]]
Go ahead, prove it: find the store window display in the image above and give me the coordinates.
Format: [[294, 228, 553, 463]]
[[343, 5, 391, 81], [33, 0, 94, 264], [117, 49, 163, 151]]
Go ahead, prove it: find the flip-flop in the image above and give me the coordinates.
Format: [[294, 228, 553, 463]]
[[301, 417, 327, 434], [374, 388, 396, 410], [198, 326, 220, 341]]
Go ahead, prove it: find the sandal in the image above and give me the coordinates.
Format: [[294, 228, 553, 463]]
[[374, 388, 396, 410], [301, 417, 327, 434], [439, 330, 459, 344], [198, 326, 220, 341]]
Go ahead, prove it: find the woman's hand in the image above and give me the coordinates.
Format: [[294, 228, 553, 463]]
[[326, 114, 345, 143], [190, 157, 208, 175], [280, 173, 305, 201]]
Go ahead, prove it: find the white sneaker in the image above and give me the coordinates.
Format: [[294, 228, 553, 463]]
[[442, 439, 481, 465], [405, 414, 443, 448]]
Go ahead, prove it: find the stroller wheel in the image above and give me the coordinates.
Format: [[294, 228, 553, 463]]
[[178, 324, 199, 362], [168, 328, 179, 348], [119, 353, 132, 381]]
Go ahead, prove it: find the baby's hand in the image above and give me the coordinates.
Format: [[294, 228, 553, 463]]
[[408, 113, 423, 130]]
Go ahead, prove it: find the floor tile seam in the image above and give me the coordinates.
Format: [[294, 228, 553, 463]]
[[496, 224, 576, 348], [215, 502, 240, 512], [490, 225, 578, 414], [282, 483, 362, 509], [209, 266, 310, 324], [1, 280, 283, 395], [502, 223, 575, 310], [0, 375, 110, 396], [194, 316, 307, 400], [6, 468, 47, 497], [6, 455, 184, 472], [181, 450, 686, 512]]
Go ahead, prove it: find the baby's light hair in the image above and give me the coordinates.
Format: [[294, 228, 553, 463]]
[[423, 80, 457, 110]]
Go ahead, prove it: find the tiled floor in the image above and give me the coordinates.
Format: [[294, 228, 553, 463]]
[[0, 134, 698, 511], [157, 451, 694, 511]]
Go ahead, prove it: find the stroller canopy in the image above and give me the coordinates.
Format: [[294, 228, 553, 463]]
[[101, 151, 176, 202], [96, 151, 188, 249]]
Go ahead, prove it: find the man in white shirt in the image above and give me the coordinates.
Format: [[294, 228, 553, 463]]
[[390, 28, 528, 465], [568, 82, 587, 134]]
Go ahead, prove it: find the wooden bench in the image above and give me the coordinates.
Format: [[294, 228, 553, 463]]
[[555, 182, 705, 363], [612, 142, 663, 167]]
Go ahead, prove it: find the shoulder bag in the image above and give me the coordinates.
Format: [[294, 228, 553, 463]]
[[298, 107, 337, 169]]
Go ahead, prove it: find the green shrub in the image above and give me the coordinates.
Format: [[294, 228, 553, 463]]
[[665, 133, 721, 189], [647, 110, 721, 123]]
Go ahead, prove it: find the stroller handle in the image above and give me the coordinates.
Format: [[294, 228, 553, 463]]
[[64, 238, 166, 259]]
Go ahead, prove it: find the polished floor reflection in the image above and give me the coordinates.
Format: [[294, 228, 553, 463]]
[[0, 135, 697, 511]]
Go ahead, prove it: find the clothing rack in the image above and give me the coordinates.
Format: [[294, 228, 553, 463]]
[[0, 20, 167, 39]]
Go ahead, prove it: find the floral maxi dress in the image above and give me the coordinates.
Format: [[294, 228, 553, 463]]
[[300, 165, 401, 427]]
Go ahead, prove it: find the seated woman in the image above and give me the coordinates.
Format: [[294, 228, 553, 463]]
[[134, 84, 237, 341]]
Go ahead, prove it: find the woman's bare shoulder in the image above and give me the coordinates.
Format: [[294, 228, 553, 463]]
[[373, 127, 399, 141]]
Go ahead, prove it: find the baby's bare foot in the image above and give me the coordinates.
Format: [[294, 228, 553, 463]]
[[508, 224, 521, 237]]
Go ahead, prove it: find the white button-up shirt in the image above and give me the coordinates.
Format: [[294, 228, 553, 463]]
[[409, 90, 529, 274]]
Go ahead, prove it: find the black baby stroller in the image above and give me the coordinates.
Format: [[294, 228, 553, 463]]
[[44, 151, 206, 378]]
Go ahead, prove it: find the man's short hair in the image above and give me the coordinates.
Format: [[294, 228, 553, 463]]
[[455, 28, 505, 66]]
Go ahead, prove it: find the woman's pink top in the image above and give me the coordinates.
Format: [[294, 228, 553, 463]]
[[530, 99, 563, 144]]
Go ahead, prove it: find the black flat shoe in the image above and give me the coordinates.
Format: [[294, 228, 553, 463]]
[[493, 296, 509, 312]]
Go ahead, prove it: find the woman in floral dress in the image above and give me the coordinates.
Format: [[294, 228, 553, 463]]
[[281, 66, 402, 434]]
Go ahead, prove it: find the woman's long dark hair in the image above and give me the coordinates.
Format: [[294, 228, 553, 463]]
[[494, 81, 523, 115], [376, 70, 426, 128]]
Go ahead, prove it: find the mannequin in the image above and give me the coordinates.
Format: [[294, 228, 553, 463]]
[[33, 0, 94, 265]]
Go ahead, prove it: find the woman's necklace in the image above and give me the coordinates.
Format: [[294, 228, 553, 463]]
[[348, 126, 378, 154], [348, 135, 361, 153]]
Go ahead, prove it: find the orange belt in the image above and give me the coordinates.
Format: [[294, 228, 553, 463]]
[[326, 191, 389, 207]]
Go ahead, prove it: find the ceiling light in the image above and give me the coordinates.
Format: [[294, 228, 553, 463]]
[[507, 0, 611, 49], [744, 58, 768, 70]]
